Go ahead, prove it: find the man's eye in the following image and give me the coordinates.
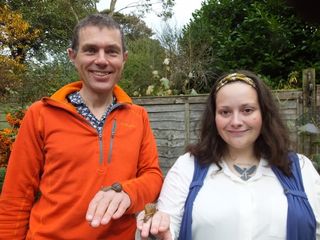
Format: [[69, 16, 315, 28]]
[[84, 48, 96, 54], [106, 49, 120, 55]]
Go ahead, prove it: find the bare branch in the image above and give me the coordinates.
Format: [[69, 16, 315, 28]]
[[109, 0, 117, 15], [115, 1, 163, 13], [68, 1, 79, 22]]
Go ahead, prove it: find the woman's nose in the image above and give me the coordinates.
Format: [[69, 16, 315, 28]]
[[230, 112, 243, 127]]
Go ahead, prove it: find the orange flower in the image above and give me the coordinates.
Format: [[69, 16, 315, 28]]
[[0, 108, 25, 167], [2, 128, 11, 134]]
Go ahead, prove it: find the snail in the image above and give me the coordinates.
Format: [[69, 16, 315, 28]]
[[143, 203, 157, 223]]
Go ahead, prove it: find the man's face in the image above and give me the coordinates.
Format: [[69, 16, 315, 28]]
[[68, 26, 128, 95]]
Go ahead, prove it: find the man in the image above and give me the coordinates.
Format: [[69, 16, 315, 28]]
[[0, 13, 163, 239]]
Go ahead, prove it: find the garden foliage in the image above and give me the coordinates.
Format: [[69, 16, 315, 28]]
[[0, 108, 25, 168], [178, 0, 320, 92]]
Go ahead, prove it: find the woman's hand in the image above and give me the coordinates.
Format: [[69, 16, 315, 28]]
[[136, 210, 173, 240]]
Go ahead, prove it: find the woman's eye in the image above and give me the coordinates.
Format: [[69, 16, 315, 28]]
[[243, 108, 254, 114], [219, 110, 230, 117]]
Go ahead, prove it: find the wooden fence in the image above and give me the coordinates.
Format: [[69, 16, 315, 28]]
[[1, 86, 319, 174], [0, 106, 7, 130], [134, 86, 320, 174]]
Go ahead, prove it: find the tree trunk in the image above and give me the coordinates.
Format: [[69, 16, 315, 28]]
[[109, 0, 117, 16]]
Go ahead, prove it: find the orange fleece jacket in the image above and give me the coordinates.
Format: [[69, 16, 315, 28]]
[[0, 81, 163, 239]]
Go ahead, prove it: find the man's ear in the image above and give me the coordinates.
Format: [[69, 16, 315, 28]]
[[67, 48, 76, 63], [123, 51, 128, 63]]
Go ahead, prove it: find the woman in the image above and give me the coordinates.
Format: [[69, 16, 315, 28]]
[[137, 70, 320, 240]]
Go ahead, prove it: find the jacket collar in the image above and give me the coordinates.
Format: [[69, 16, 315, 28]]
[[42, 81, 132, 111], [50, 81, 132, 104]]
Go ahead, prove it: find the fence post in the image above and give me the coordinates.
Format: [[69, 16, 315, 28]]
[[0, 105, 8, 129], [302, 68, 316, 109], [301, 68, 317, 157], [184, 102, 190, 148]]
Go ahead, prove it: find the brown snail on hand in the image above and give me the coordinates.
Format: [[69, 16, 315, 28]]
[[143, 203, 157, 223]]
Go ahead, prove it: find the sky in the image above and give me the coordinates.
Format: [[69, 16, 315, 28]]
[[97, 1, 203, 34]]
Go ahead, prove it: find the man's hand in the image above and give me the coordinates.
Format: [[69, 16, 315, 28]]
[[86, 189, 131, 227], [136, 210, 172, 240]]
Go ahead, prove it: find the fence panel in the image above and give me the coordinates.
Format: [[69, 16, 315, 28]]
[[134, 88, 316, 174], [1, 87, 319, 174]]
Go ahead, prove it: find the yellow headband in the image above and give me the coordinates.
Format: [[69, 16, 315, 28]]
[[215, 73, 256, 92]]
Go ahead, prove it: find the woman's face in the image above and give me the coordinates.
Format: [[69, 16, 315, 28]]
[[215, 82, 262, 153]]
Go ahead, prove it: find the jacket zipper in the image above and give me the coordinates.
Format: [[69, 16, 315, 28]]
[[45, 98, 124, 165], [100, 104, 120, 165], [107, 119, 117, 164], [98, 132, 104, 164], [98, 103, 122, 165]]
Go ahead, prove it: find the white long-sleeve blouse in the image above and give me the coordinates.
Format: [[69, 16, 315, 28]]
[[157, 153, 320, 240]]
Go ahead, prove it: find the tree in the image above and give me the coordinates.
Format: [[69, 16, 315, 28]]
[[0, 56, 25, 102], [0, 0, 176, 62], [120, 37, 166, 96], [0, 5, 35, 101], [0, 1, 95, 103], [100, 10, 153, 40], [0, 5, 41, 63], [0, 0, 175, 103], [106, 0, 175, 20], [178, 0, 320, 92], [0, 0, 98, 61]]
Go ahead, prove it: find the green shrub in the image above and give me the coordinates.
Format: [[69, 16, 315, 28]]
[[0, 167, 6, 193]]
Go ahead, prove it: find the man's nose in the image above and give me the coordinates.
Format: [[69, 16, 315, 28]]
[[94, 50, 108, 65]]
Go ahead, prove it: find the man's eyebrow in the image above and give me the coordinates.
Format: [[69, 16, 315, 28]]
[[81, 43, 121, 50], [81, 44, 96, 50], [105, 44, 122, 50]]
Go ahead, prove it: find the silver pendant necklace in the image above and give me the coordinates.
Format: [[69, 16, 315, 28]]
[[233, 165, 257, 181]]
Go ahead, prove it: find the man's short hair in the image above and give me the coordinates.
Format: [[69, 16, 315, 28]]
[[70, 13, 126, 52]]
